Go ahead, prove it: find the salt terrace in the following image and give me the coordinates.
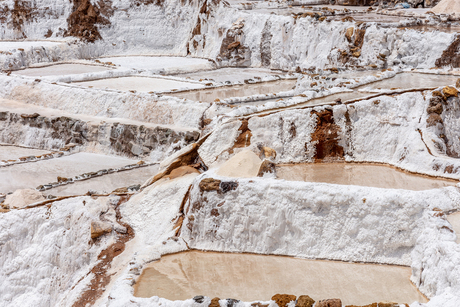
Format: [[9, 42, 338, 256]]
[[1, 0, 460, 307]]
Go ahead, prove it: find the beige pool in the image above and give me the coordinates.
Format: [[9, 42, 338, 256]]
[[134, 251, 427, 305], [276, 163, 457, 191]]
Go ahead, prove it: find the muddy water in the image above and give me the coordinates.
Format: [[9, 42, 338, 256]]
[[276, 163, 456, 191], [398, 25, 460, 34], [12, 64, 111, 77], [0, 145, 49, 160], [169, 80, 296, 102], [134, 251, 427, 305], [356, 73, 459, 91], [447, 212, 460, 244], [76, 77, 205, 92]]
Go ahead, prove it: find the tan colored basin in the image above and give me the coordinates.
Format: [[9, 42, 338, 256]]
[[134, 251, 427, 305], [275, 163, 456, 191]]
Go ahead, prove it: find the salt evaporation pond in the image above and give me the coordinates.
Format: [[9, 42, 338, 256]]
[[356, 73, 459, 91], [44, 164, 158, 196], [178, 68, 283, 83], [447, 212, 460, 244], [0, 41, 64, 51], [169, 79, 297, 102], [276, 163, 456, 191], [0, 152, 139, 194], [134, 251, 427, 305], [12, 63, 111, 77], [97, 56, 214, 73], [0, 145, 49, 160], [248, 72, 460, 109], [76, 76, 205, 92]]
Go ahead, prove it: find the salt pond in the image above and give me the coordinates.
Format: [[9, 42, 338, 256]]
[[0, 152, 139, 194], [44, 164, 158, 196], [276, 163, 456, 191], [177, 68, 284, 83], [356, 73, 459, 91], [12, 64, 111, 77], [97, 56, 214, 74], [169, 79, 296, 102], [76, 76, 205, 92], [134, 251, 427, 305], [0, 145, 49, 161]]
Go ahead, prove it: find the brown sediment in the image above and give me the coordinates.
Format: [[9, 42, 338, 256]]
[[228, 119, 252, 154], [435, 35, 460, 68], [65, 0, 114, 42], [71, 195, 135, 307], [310, 109, 344, 162]]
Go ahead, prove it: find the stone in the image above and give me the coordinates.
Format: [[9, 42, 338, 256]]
[[427, 103, 443, 114], [91, 221, 112, 239], [220, 181, 238, 193], [210, 297, 221, 307], [345, 27, 354, 42], [352, 50, 361, 58], [442, 86, 458, 98], [316, 299, 342, 307], [296, 295, 315, 307], [4, 189, 45, 209], [257, 159, 276, 177], [456, 78, 460, 88], [259, 146, 277, 160], [226, 299, 240, 307], [199, 178, 222, 192], [193, 295, 205, 303], [272, 294, 297, 307]]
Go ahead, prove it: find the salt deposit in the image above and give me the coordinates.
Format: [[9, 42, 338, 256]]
[[1, 1, 460, 307], [3, 189, 45, 209]]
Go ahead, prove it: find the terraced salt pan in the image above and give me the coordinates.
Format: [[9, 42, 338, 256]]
[[97, 56, 214, 74], [356, 73, 459, 91], [76, 77, 205, 92], [0, 41, 64, 52], [44, 164, 159, 196], [276, 163, 456, 191], [12, 64, 111, 77], [0, 152, 138, 194], [178, 68, 284, 83], [245, 72, 459, 110], [134, 251, 427, 305], [447, 212, 460, 244], [0, 145, 49, 160], [169, 79, 297, 103]]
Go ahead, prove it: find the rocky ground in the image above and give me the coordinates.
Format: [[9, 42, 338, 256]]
[[1, 0, 460, 307]]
